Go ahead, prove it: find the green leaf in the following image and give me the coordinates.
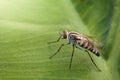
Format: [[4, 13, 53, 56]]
[[0, 0, 119, 80]]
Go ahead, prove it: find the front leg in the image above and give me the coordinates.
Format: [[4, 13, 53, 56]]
[[48, 33, 62, 44], [49, 43, 70, 59]]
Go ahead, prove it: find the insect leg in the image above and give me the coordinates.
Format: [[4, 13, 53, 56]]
[[69, 44, 75, 69], [75, 45, 83, 50], [85, 50, 101, 71], [49, 43, 70, 59], [48, 34, 62, 44], [75, 46, 101, 71]]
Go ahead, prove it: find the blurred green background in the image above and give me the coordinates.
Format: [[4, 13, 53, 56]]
[[0, 0, 119, 80]]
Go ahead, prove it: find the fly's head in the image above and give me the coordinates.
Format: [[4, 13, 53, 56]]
[[61, 30, 68, 39]]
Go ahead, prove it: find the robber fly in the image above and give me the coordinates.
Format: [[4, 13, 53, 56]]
[[48, 30, 102, 71]]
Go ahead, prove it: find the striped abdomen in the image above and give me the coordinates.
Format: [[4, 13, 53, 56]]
[[77, 39, 100, 56], [68, 32, 100, 56]]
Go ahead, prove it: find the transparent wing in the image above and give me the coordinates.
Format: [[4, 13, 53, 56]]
[[83, 34, 94, 39], [82, 34, 103, 52]]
